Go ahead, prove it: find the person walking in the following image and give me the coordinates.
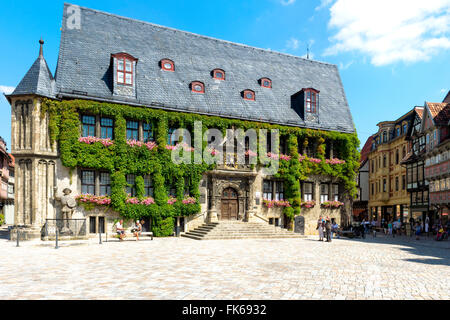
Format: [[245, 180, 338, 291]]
[[325, 217, 332, 242], [425, 216, 430, 237], [317, 216, 324, 241], [388, 221, 393, 237], [415, 221, 421, 240], [409, 217, 415, 237]]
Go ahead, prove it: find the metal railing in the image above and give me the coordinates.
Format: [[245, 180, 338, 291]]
[[44, 219, 87, 240]]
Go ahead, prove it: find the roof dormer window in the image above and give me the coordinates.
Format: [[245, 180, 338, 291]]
[[112, 53, 137, 86], [212, 69, 225, 80], [191, 81, 205, 93], [303, 88, 319, 113], [242, 90, 255, 101], [161, 59, 174, 71], [259, 78, 272, 88]]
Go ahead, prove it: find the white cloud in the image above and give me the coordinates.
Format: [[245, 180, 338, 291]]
[[324, 0, 450, 66], [440, 88, 448, 93], [315, 0, 334, 11], [339, 60, 354, 70], [280, 0, 296, 5], [0, 85, 15, 95], [286, 37, 300, 50]]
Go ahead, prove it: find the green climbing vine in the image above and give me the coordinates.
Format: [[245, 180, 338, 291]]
[[42, 98, 360, 236]]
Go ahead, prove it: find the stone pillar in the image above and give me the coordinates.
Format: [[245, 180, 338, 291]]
[[246, 176, 257, 222], [207, 176, 218, 223]]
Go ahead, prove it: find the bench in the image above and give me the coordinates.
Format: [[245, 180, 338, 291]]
[[106, 231, 153, 242]]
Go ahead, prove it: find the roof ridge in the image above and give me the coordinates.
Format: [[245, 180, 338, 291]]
[[65, 2, 337, 68]]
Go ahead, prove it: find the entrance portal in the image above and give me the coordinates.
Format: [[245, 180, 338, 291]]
[[221, 187, 238, 220]]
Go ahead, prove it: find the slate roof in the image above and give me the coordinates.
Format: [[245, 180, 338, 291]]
[[9, 41, 55, 98], [14, 3, 355, 133]]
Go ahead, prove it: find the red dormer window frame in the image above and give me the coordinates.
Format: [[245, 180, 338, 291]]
[[260, 78, 272, 88], [212, 69, 225, 80], [242, 90, 255, 101], [161, 59, 175, 72], [112, 53, 138, 86], [303, 88, 320, 113], [191, 81, 205, 94]]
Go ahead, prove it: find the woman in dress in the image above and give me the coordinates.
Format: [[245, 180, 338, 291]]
[[317, 216, 324, 241]]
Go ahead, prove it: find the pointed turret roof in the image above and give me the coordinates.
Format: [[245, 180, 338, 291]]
[[9, 39, 55, 98]]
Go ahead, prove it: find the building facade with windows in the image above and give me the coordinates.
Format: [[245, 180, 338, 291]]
[[421, 98, 450, 225], [401, 107, 430, 224], [0, 137, 14, 225], [352, 135, 372, 221], [5, 4, 357, 239], [367, 110, 414, 223]]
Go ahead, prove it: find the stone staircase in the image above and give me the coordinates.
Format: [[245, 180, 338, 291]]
[[181, 220, 305, 240]]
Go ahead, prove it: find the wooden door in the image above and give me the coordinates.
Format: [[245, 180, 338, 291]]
[[221, 188, 238, 220]]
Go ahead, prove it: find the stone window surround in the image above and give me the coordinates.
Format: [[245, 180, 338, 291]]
[[89, 216, 106, 234], [80, 115, 156, 143], [300, 181, 340, 202], [79, 169, 111, 196], [80, 114, 115, 139]]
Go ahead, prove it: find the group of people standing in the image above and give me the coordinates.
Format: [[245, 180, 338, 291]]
[[317, 216, 339, 242]]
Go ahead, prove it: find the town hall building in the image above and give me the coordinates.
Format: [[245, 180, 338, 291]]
[[5, 4, 358, 240]]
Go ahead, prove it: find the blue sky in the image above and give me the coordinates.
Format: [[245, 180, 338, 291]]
[[1, 0, 449, 151]]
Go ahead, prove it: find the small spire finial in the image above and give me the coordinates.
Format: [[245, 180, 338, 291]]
[[307, 45, 310, 60], [39, 38, 44, 57]]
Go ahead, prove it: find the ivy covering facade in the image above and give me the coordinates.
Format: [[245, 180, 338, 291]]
[[42, 99, 360, 236]]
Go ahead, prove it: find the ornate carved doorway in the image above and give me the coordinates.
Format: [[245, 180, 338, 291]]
[[221, 187, 238, 220]]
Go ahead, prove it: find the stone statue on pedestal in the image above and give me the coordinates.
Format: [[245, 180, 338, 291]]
[[55, 188, 77, 234]]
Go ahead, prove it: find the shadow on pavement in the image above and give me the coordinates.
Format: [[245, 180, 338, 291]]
[[320, 233, 450, 267]]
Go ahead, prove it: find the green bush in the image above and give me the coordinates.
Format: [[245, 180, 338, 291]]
[[0, 213, 4, 226]]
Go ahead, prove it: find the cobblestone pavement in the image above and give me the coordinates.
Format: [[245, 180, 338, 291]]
[[0, 234, 449, 300]]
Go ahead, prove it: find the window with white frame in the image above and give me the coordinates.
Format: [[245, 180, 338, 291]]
[[303, 182, 313, 201], [332, 184, 339, 201], [81, 170, 95, 194], [99, 172, 111, 196], [275, 181, 284, 200], [263, 180, 273, 200], [320, 184, 329, 203]]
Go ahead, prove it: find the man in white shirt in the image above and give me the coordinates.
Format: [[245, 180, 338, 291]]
[[115, 219, 125, 241]]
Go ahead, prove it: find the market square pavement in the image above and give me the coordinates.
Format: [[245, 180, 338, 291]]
[[0, 233, 449, 300]]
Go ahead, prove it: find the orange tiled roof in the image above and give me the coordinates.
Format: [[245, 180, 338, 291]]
[[414, 106, 424, 119], [427, 102, 450, 125], [359, 135, 373, 165]]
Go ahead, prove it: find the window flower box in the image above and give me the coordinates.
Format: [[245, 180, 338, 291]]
[[78, 136, 114, 147], [167, 196, 177, 205], [263, 199, 292, 208], [76, 194, 112, 206], [320, 200, 344, 208], [182, 197, 197, 205], [126, 139, 157, 151], [325, 158, 346, 165], [300, 200, 316, 208], [125, 196, 155, 205]]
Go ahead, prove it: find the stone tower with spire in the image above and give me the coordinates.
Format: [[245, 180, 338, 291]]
[[5, 40, 57, 239]]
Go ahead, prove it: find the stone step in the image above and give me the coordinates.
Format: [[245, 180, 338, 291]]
[[181, 220, 303, 240], [181, 233, 304, 240]]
